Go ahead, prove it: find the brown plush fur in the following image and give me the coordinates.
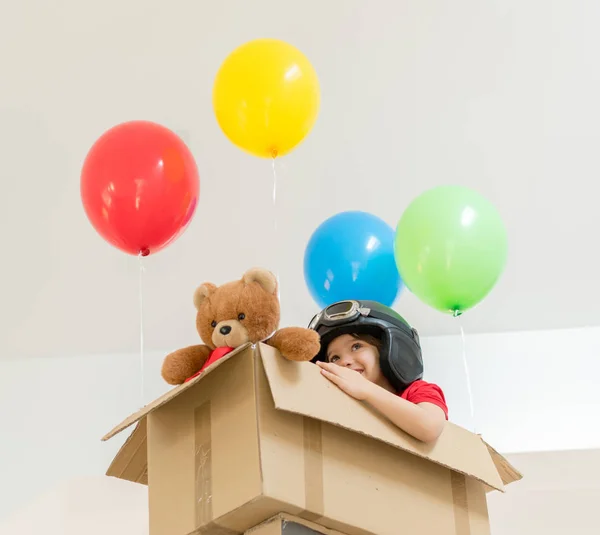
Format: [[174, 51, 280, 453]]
[[161, 267, 321, 385]]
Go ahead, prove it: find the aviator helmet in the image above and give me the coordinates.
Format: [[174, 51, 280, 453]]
[[308, 300, 423, 392]]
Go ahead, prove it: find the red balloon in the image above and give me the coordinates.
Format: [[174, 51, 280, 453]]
[[81, 120, 200, 256]]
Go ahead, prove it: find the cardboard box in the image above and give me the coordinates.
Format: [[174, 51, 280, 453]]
[[103, 343, 522, 535], [246, 513, 348, 535]]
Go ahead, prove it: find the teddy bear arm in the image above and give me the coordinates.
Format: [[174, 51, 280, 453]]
[[161, 344, 212, 385], [267, 327, 320, 362]]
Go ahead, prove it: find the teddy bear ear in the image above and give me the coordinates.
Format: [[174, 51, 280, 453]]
[[242, 268, 278, 295], [193, 282, 217, 310]]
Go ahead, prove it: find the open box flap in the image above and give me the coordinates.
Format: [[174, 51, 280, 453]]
[[106, 419, 148, 484], [258, 343, 507, 491], [102, 343, 252, 442], [483, 440, 523, 486], [104, 343, 519, 493]]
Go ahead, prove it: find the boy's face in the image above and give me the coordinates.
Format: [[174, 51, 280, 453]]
[[326, 334, 392, 390]]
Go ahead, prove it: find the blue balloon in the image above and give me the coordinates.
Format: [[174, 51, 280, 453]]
[[304, 211, 403, 308]]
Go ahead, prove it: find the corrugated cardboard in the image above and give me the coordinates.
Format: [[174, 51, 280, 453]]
[[103, 343, 522, 535]]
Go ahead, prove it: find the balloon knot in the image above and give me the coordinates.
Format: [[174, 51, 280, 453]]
[[139, 248, 150, 257]]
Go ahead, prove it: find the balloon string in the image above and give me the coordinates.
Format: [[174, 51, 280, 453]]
[[459, 322, 477, 434], [271, 157, 281, 301], [138, 253, 146, 407]]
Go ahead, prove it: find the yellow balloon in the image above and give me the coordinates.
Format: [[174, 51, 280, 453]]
[[213, 39, 320, 158]]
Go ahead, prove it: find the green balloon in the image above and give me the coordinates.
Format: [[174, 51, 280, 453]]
[[394, 185, 508, 315]]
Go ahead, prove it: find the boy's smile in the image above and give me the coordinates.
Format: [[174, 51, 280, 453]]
[[326, 334, 394, 392]]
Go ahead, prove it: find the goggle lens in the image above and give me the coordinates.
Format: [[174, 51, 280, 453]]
[[325, 301, 355, 318]]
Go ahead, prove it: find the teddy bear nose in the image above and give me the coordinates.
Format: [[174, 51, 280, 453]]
[[220, 325, 232, 335]]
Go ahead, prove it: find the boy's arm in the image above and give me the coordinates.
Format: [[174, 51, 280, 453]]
[[363, 384, 446, 443], [317, 361, 446, 443]]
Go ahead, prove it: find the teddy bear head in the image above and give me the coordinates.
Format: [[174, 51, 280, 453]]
[[193, 267, 280, 349]]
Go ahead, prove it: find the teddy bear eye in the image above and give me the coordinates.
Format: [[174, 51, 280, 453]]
[[211, 320, 217, 328], [238, 313, 245, 321]]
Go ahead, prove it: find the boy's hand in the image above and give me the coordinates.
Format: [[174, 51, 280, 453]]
[[316, 361, 375, 401]]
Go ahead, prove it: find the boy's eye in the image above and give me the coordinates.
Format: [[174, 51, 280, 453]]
[[329, 356, 339, 363], [351, 343, 362, 351]]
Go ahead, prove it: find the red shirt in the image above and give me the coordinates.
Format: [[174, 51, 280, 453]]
[[398, 380, 449, 420]]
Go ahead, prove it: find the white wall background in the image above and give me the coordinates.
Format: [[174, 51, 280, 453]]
[[1, 326, 599, 525], [2, 0, 600, 533], [2, 0, 600, 361], [425, 325, 600, 452]]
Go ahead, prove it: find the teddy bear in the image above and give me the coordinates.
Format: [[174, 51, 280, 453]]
[[161, 267, 321, 385]]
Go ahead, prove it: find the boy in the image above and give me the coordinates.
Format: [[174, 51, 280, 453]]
[[308, 300, 448, 443]]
